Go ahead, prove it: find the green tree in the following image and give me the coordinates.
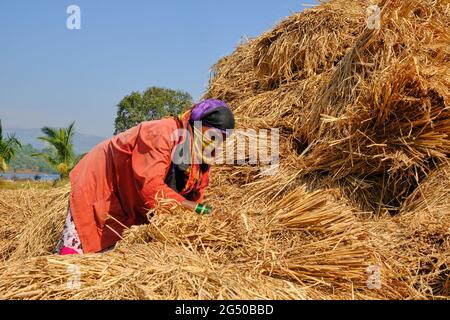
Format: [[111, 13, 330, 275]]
[[114, 86, 193, 134], [9, 144, 58, 174], [0, 120, 22, 172], [33, 122, 80, 178]]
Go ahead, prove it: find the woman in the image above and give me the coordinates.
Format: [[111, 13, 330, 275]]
[[56, 99, 235, 255]]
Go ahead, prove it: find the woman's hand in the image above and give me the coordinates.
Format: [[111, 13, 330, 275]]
[[181, 200, 216, 216], [181, 200, 198, 211]]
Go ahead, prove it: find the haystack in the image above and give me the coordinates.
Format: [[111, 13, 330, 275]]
[[0, 184, 395, 299], [0, 0, 449, 300], [207, 0, 450, 212], [0, 186, 69, 262], [363, 163, 450, 299]]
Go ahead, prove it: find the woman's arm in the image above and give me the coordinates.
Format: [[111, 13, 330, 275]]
[[181, 200, 198, 211], [182, 200, 216, 215], [195, 169, 210, 204], [132, 123, 214, 215], [132, 125, 186, 207]]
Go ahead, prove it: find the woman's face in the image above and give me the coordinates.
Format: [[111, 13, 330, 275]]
[[201, 125, 226, 148], [202, 125, 227, 140], [197, 126, 226, 164]]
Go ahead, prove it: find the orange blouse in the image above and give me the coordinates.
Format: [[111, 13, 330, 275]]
[[69, 118, 209, 253]]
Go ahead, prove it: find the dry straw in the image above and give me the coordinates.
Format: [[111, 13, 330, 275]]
[[207, 0, 450, 213], [0, 0, 449, 299]]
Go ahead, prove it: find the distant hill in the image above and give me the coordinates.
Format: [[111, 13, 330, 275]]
[[4, 127, 107, 154]]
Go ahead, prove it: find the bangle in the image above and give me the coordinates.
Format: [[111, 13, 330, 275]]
[[195, 204, 212, 215]]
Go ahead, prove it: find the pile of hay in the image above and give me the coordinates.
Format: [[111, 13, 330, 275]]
[[0, 185, 69, 262], [0, 0, 448, 300], [0, 184, 394, 300], [207, 0, 450, 213], [363, 163, 450, 298]]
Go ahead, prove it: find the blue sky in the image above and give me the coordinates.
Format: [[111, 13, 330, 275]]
[[0, 0, 318, 137]]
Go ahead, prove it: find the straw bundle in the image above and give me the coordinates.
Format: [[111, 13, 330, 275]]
[[300, 0, 450, 211], [0, 0, 449, 300], [0, 188, 397, 300], [122, 187, 374, 287], [398, 164, 450, 297], [359, 162, 450, 299], [253, 0, 369, 89], [0, 243, 319, 300], [0, 186, 69, 262]]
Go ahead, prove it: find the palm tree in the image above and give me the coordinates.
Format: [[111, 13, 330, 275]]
[[33, 122, 78, 179], [0, 120, 22, 172]]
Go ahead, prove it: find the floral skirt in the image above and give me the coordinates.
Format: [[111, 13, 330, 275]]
[[55, 205, 84, 255]]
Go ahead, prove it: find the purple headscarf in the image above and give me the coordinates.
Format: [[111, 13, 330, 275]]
[[166, 99, 234, 197], [189, 99, 235, 136]]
